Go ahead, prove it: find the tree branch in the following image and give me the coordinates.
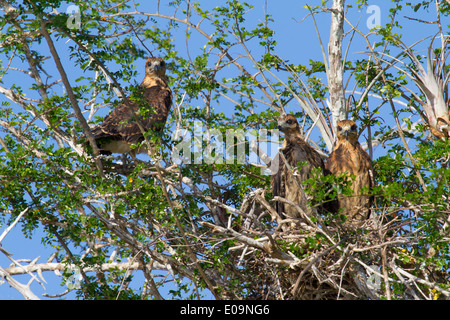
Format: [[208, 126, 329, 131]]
[[37, 17, 105, 176]]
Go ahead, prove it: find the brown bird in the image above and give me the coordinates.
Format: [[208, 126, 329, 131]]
[[91, 57, 172, 156], [271, 114, 326, 219], [325, 120, 373, 225]]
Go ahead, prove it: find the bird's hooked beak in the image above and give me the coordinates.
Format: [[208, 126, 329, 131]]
[[340, 126, 357, 141], [343, 129, 350, 139], [277, 122, 289, 132], [275, 117, 283, 131], [146, 59, 165, 74], [276, 115, 289, 132], [153, 64, 162, 72]]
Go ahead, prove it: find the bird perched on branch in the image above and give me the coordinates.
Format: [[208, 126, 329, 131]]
[[90, 57, 172, 156], [325, 120, 373, 225], [271, 114, 326, 219]]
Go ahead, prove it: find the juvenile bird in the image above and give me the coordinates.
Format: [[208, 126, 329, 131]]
[[91, 57, 172, 156], [325, 120, 373, 225]]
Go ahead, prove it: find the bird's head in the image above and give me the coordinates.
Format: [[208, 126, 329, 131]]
[[276, 114, 300, 134], [336, 120, 358, 144], [145, 57, 167, 78]]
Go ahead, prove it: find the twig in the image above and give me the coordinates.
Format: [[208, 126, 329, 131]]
[[393, 265, 450, 297], [0, 266, 39, 300], [291, 240, 342, 297]]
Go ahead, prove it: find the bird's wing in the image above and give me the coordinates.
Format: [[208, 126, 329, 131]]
[[270, 152, 286, 216], [92, 84, 172, 144]]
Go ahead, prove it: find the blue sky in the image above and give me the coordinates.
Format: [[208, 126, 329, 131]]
[[0, 0, 444, 299]]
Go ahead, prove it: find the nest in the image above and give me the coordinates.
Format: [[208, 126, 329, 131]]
[[200, 188, 448, 300]]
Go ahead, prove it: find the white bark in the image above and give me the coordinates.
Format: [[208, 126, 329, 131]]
[[3, 261, 169, 275], [328, 0, 346, 130], [0, 266, 40, 300]]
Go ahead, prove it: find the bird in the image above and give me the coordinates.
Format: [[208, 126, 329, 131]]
[[90, 57, 172, 156], [271, 113, 327, 219], [325, 119, 373, 225]]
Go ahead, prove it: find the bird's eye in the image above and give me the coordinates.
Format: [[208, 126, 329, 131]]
[[160, 61, 165, 67], [337, 126, 342, 131], [146, 62, 152, 67], [351, 124, 357, 131], [286, 120, 293, 125]]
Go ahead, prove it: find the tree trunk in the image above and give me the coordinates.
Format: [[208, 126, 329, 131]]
[[328, 0, 346, 132]]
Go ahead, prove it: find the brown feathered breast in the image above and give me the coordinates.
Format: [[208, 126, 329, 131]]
[[325, 120, 373, 224], [91, 57, 172, 155], [271, 114, 326, 219]]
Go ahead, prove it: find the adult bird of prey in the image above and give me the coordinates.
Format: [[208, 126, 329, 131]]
[[325, 119, 373, 225], [271, 114, 326, 219], [91, 57, 172, 156]]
